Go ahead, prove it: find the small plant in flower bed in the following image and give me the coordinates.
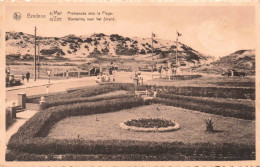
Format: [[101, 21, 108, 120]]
[[204, 118, 214, 132], [125, 118, 175, 128]]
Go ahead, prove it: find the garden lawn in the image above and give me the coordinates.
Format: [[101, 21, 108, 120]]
[[48, 104, 254, 145]]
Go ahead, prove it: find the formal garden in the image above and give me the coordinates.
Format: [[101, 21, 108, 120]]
[[6, 83, 255, 161]]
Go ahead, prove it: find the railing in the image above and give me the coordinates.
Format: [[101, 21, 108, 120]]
[[53, 71, 89, 78], [152, 73, 202, 80]]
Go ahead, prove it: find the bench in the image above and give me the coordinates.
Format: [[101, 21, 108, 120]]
[[135, 90, 148, 97]]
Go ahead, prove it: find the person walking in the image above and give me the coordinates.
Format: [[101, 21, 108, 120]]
[[7, 67, 10, 76], [66, 71, 68, 79], [26, 72, 30, 83], [168, 68, 172, 80], [8, 75, 13, 87], [21, 74, 25, 83], [112, 70, 116, 82]]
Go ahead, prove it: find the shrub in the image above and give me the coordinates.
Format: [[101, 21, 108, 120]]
[[125, 37, 131, 41], [204, 118, 214, 132], [95, 33, 105, 37], [40, 47, 65, 55], [84, 38, 92, 43], [140, 49, 146, 54], [94, 41, 99, 46], [110, 34, 124, 41], [101, 47, 109, 53], [115, 44, 137, 55]]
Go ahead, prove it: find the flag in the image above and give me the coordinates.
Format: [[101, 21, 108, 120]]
[[177, 31, 182, 36], [152, 33, 156, 37]]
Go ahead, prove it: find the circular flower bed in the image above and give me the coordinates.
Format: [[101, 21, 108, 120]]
[[120, 118, 180, 132]]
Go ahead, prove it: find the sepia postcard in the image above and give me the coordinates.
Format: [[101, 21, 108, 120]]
[[0, 1, 259, 166]]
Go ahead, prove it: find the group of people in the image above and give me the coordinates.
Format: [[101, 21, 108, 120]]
[[6, 67, 31, 87], [129, 69, 144, 86], [159, 66, 177, 75], [95, 67, 116, 83], [96, 74, 113, 83], [21, 72, 31, 83]]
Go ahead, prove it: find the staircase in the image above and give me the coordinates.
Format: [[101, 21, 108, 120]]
[[13, 106, 26, 113]]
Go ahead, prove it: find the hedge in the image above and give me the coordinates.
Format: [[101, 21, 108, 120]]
[[27, 83, 255, 104], [27, 83, 135, 104], [133, 85, 254, 100], [44, 93, 134, 109], [159, 75, 202, 80], [154, 97, 254, 120], [158, 86, 255, 100], [6, 142, 255, 161], [8, 97, 144, 153], [157, 93, 255, 114]]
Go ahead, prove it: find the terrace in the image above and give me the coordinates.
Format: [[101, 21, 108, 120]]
[[6, 82, 255, 161]]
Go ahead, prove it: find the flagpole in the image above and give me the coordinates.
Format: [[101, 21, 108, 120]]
[[151, 32, 154, 61], [34, 26, 37, 81], [175, 34, 178, 68], [175, 31, 182, 74], [38, 41, 40, 79]]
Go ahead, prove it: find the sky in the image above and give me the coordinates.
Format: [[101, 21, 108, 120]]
[[6, 5, 255, 57]]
